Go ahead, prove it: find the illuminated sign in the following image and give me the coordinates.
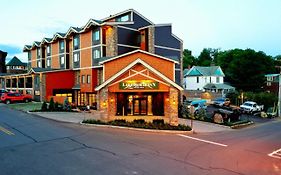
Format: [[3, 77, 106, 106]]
[[119, 80, 159, 90]]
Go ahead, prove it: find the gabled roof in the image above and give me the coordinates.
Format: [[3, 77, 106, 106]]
[[65, 27, 83, 36], [102, 9, 154, 25], [6, 56, 26, 66], [95, 58, 183, 91], [83, 19, 102, 29], [41, 38, 52, 45], [28, 67, 59, 73], [203, 83, 235, 90], [52, 32, 66, 41], [23, 45, 32, 51], [99, 49, 179, 65], [185, 66, 225, 77], [265, 74, 279, 77]]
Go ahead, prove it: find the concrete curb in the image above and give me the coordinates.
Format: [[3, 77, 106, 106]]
[[230, 121, 254, 129], [182, 119, 232, 129], [80, 122, 194, 134]]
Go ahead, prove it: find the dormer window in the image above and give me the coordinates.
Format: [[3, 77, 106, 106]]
[[47, 45, 50, 54], [37, 48, 41, 58], [73, 34, 80, 50], [59, 40, 65, 53], [116, 14, 129, 22], [93, 29, 100, 41]]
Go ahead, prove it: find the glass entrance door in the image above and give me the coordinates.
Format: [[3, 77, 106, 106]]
[[133, 98, 147, 115]]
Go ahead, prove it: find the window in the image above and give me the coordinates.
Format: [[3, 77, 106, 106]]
[[47, 45, 50, 54], [117, 14, 129, 22], [38, 61, 41, 68], [47, 59, 50, 67], [82, 75, 85, 84], [196, 77, 199, 83], [74, 53, 79, 62], [59, 40, 64, 51], [73, 35, 80, 50], [28, 52, 31, 60], [93, 30, 100, 41], [93, 49, 100, 59], [37, 48, 41, 57], [210, 77, 212, 83], [216, 77, 220, 83], [61, 56, 65, 64], [87, 75, 91, 84], [77, 75, 80, 84]]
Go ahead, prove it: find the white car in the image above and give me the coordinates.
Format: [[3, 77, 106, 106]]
[[240, 101, 263, 114]]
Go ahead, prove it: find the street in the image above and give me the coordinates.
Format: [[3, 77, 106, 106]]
[[0, 104, 281, 175]]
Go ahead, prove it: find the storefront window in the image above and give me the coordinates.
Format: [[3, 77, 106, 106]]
[[116, 93, 162, 116]]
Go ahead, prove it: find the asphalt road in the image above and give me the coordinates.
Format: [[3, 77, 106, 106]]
[[0, 103, 281, 175]]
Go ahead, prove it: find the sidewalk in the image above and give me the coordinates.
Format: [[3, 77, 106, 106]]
[[29, 110, 102, 124], [178, 118, 232, 133], [30, 111, 233, 133]]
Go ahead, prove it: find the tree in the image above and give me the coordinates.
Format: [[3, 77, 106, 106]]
[[216, 49, 275, 91], [197, 48, 220, 66], [182, 49, 197, 69]]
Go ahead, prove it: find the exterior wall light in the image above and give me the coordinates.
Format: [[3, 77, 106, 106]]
[[103, 101, 106, 107]]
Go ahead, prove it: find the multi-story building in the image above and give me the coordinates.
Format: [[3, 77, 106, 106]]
[[0, 9, 183, 124], [265, 74, 279, 95], [6, 56, 27, 74]]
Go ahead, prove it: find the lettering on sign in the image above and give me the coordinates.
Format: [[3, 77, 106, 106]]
[[119, 80, 159, 90]]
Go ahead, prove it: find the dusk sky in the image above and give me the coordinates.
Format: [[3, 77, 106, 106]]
[[1, 0, 281, 61]]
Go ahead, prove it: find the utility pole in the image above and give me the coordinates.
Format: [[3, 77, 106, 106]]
[[275, 65, 281, 117]]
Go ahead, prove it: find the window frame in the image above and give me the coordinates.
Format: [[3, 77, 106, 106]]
[[82, 75, 85, 84], [87, 75, 91, 84]]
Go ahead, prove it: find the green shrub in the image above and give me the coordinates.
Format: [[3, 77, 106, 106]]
[[41, 101, 48, 111], [133, 119, 145, 124], [63, 98, 71, 111], [152, 119, 164, 125], [55, 102, 60, 110], [82, 119, 191, 131], [49, 98, 55, 111]]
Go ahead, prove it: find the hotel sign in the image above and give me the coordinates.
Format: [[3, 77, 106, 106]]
[[119, 80, 159, 90]]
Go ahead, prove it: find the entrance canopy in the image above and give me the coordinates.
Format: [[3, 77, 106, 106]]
[[95, 58, 183, 92]]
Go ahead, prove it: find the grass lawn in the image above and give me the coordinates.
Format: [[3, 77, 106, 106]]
[[7, 102, 42, 112]]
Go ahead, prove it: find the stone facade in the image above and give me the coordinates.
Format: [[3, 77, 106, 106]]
[[106, 26, 118, 57], [40, 73, 46, 102], [148, 27, 155, 54], [163, 87, 180, 126]]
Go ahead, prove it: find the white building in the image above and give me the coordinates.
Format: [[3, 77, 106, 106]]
[[183, 66, 234, 94]]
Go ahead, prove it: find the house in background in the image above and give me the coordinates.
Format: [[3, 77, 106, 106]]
[[265, 74, 279, 95], [183, 66, 235, 97], [6, 56, 27, 74]]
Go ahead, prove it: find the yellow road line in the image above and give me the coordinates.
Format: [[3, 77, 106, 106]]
[[0, 126, 15, 135]]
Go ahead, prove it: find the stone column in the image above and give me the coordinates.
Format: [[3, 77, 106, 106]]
[[169, 87, 179, 126], [148, 26, 155, 54]]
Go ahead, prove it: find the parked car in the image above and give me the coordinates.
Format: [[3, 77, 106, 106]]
[[0, 89, 8, 101], [0, 92, 32, 104], [266, 107, 277, 118], [213, 98, 230, 107], [186, 99, 207, 114], [212, 107, 241, 123], [240, 101, 263, 114]]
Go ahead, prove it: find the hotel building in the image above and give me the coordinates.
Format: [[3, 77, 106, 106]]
[[0, 9, 183, 124]]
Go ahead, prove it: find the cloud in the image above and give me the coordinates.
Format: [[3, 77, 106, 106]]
[[0, 44, 21, 55]]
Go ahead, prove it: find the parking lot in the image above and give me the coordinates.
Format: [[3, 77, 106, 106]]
[[207, 105, 275, 124]]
